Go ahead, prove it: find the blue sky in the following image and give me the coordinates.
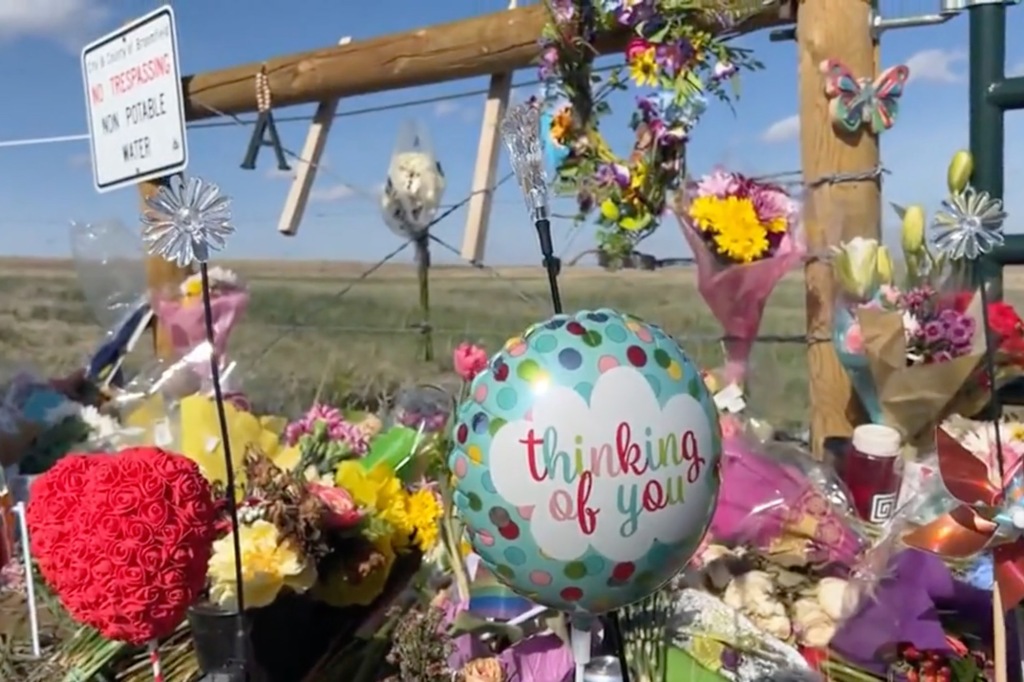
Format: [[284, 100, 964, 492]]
[[1, 0, 1024, 266]]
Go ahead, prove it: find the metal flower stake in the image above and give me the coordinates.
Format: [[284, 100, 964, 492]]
[[925, 160, 1024, 681], [501, 100, 564, 315], [142, 176, 249, 680]]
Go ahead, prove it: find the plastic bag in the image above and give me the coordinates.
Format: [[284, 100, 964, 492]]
[[70, 220, 154, 388], [673, 170, 805, 387], [380, 120, 446, 239], [110, 344, 280, 484], [709, 435, 866, 569]]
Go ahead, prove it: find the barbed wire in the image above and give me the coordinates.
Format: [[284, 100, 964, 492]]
[[0, 64, 625, 150], [240, 322, 813, 344]]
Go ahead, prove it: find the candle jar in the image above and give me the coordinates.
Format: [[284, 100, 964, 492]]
[[841, 424, 903, 524]]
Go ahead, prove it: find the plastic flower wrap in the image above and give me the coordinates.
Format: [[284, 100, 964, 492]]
[[709, 437, 866, 569], [152, 266, 249, 362], [380, 120, 446, 239], [675, 170, 806, 386], [69, 219, 156, 389]]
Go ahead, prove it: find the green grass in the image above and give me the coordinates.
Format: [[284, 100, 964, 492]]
[[0, 260, 811, 430]]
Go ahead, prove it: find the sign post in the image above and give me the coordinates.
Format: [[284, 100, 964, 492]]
[[81, 6, 190, 357], [81, 5, 188, 193]]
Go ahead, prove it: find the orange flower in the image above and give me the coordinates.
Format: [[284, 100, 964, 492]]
[[550, 106, 573, 144], [462, 658, 505, 682]]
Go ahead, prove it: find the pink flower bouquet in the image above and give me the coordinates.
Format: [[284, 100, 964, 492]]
[[152, 267, 249, 360], [675, 170, 805, 385]]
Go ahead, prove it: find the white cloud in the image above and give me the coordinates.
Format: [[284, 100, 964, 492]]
[[760, 115, 799, 144], [310, 183, 357, 202], [433, 101, 460, 117], [904, 48, 965, 84], [0, 0, 110, 48]]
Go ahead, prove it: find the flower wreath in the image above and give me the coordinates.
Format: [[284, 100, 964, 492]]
[[539, 0, 763, 261]]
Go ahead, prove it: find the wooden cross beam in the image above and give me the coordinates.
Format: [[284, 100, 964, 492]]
[[144, 2, 796, 357], [178, 4, 796, 121]]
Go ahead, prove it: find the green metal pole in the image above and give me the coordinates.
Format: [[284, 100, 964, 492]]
[[969, 3, 1007, 292]]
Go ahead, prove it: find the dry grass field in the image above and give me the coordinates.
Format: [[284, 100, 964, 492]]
[[5, 257, 1024, 431]]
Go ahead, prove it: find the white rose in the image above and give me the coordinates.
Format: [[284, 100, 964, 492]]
[[816, 578, 851, 622], [801, 621, 836, 648], [791, 598, 836, 648], [753, 613, 793, 641]]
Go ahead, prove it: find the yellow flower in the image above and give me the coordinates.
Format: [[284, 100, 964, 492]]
[[208, 520, 317, 610], [629, 48, 659, 87], [629, 164, 647, 190], [335, 460, 404, 511], [599, 199, 620, 221], [183, 277, 204, 298], [406, 488, 443, 553], [764, 216, 788, 234], [697, 196, 770, 263], [314, 537, 396, 607], [687, 195, 722, 233], [712, 224, 769, 264]]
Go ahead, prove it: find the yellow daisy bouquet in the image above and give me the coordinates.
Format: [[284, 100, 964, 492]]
[[675, 170, 805, 387]]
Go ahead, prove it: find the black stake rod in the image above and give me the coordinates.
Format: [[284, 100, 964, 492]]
[[200, 263, 249, 677], [534, 218, 563, 315]]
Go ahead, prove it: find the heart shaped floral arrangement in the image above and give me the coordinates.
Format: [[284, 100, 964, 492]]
[[27, 447, 217, 644]]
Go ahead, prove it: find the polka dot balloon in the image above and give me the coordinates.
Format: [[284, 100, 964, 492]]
[[449, 308, 722, 615]]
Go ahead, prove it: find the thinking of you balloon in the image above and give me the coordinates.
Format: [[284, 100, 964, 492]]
[[449, 309, 722, 615]]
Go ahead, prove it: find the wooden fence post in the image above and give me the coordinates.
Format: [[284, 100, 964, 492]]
[[460, 1, 517, 263], [798, 0, 879, 455]]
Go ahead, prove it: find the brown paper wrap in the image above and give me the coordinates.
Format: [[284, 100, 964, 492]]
[[857, 295, 985, 447]]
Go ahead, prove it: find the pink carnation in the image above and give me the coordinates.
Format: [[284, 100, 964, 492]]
[[329, 421, 370, 456], [284, 402, 344, 446], [750, 186, 793, 223], [695, 170, 740, 198]]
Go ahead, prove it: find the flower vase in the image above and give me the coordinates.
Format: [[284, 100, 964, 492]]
[[187, 602, 254, 675]]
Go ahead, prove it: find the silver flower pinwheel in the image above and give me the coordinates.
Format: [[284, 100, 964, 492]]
[[932, 186, 1007, 261], [500, 100, 550, 223], [141, 176, 234, 267]]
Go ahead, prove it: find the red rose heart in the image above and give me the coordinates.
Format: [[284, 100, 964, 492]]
[[27, 447, 217, 645]]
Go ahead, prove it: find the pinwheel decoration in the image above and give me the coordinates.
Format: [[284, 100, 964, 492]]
[[902, 428, 1024, 610]]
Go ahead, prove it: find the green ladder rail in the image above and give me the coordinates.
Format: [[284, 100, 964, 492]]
[[968, 2, 1024, 404], [972, 2, 1024, 290]]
